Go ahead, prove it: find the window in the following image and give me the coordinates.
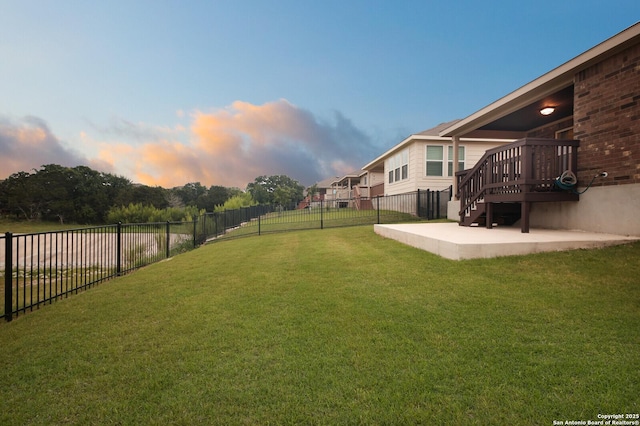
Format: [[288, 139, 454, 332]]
[[447, 146, 465, 176], [426, 145, 465, 177], [426, 146, 443, 176], [388, 155, 395, 183], [401, 150, 408, 179], [387, 149, 409, 184], [556, 127, 574, 139]]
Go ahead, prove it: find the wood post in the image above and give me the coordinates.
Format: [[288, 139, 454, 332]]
[[521, 201, 530, 233]]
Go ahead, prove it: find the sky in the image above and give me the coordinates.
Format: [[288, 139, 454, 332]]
[[1, 1, 638, 189]]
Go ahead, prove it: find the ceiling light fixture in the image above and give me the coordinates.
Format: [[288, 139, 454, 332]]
[[540, 106, 555, 116]]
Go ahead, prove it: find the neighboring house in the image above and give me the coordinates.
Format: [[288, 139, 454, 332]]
[[357, 169, 385, 198], [304, 173, 363, 209], [439, 22, 640, 236], [361, 120, 512, 196], [323, 171, 361, 208]]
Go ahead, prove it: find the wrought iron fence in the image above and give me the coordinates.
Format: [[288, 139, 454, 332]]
[[2, 188, 451, 321], [207, 188, 452, 241], [2, 221, 199, 321]]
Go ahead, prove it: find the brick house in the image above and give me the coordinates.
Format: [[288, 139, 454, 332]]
[[439, 22, 640, 236]]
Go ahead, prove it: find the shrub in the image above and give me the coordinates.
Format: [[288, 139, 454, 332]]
[[106, 203, 202, 224]]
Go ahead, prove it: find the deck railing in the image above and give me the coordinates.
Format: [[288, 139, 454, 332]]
[[456, 138, 579, 227]]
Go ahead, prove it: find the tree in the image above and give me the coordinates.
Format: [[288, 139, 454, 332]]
[[174, 182, 208, 207], [121, 185, 169, 210], [197, 185, 229, 211], [0, 164, 134, 223], [246, 175, 304, 207], [0, 171, 46, 220], [307, 184, 318, 201]]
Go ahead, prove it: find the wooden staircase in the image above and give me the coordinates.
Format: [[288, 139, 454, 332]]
[[461, 202, 521, 227], [457, 138, 580, 233]]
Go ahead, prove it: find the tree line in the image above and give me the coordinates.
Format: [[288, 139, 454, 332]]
[[0, 164, 306, 224]]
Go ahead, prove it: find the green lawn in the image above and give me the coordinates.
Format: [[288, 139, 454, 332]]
[[1, 226, 638, 424]]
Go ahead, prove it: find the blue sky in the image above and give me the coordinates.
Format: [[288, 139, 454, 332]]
[[1, 1, 638, 188]]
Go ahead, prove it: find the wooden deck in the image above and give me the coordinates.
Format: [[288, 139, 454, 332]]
[[456, 138, 580, 233]]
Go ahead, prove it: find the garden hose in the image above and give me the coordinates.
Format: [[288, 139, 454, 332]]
[[554, 170, 605, 195]]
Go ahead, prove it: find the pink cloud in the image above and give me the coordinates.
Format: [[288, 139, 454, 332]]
[[97, 99, 375, 188], [2, 100, 378, 189], [0, 116, 111, 177]]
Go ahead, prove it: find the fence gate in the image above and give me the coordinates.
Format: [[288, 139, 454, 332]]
[[417, 187, 452, 220]]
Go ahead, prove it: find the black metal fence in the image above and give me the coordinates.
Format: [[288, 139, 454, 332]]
[[204, 188, 451, 241], [2, 188, 451, 321]]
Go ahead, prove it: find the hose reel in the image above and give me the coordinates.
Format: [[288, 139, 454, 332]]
[[554, 170, 577, 191], [554, 170, 607, 194]]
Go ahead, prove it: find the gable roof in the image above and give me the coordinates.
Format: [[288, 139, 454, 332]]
[[315, 176, 338, 189], [361, 120, 462, 171], [416, 119, 462, 136], [361, 119, 511, 171], [439, 22, 640, 137]]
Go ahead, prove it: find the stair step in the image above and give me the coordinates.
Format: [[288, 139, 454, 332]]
[[461, 202, 521, 227]]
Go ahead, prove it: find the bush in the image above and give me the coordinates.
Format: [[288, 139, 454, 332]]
[[214, 193, 256, 212], [107, 203, 202, 224]]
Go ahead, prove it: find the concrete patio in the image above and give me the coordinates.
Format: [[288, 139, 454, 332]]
[[374, 222, 639, 260]]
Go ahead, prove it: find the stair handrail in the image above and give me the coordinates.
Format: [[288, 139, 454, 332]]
[[456, 138, 579, 223], [456, 146, 496, 221]]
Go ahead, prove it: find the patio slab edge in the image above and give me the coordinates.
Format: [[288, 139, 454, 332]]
[[373, 223, 639, 260]]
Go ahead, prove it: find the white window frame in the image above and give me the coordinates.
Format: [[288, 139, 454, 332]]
[[426, 145, 466, 177], [387, 149, 409, 184], [426, 145, 444, 177]]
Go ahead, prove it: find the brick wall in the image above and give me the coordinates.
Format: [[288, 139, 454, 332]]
[[527, 117, 574, 139], [573, 43, 640, 187]]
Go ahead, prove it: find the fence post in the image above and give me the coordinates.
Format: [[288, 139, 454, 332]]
[[416, 189, 421, 217], [376, 196, 380, 224], [4, 232, 13, 322], [166, 221, 170, 258], [116, 222, 122, 276], [320, 199, 324, 230], [193, 217, 198, 248], [258, 213, 261, 236], [223, 210, 227, 234]]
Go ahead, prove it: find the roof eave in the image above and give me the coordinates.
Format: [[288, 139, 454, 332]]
[[361, 134, 452, 170], [439, 21, 640, 137]]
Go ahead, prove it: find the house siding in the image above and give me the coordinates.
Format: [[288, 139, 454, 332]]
[[383, 140, 510, 196], [385, 144, 415, 195]]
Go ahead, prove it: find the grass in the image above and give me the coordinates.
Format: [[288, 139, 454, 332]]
[[0, 225, 639, 424]]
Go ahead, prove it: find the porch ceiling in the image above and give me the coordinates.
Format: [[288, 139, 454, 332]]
[[440, 23, 640, 138], [478, 85, 574, 132]]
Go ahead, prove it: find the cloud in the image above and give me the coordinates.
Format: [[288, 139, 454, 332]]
[[98, 99, 379, 188], [86, 116, 183, 144], [1, 100, 381, 189], [0, 115, 112, 177]]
